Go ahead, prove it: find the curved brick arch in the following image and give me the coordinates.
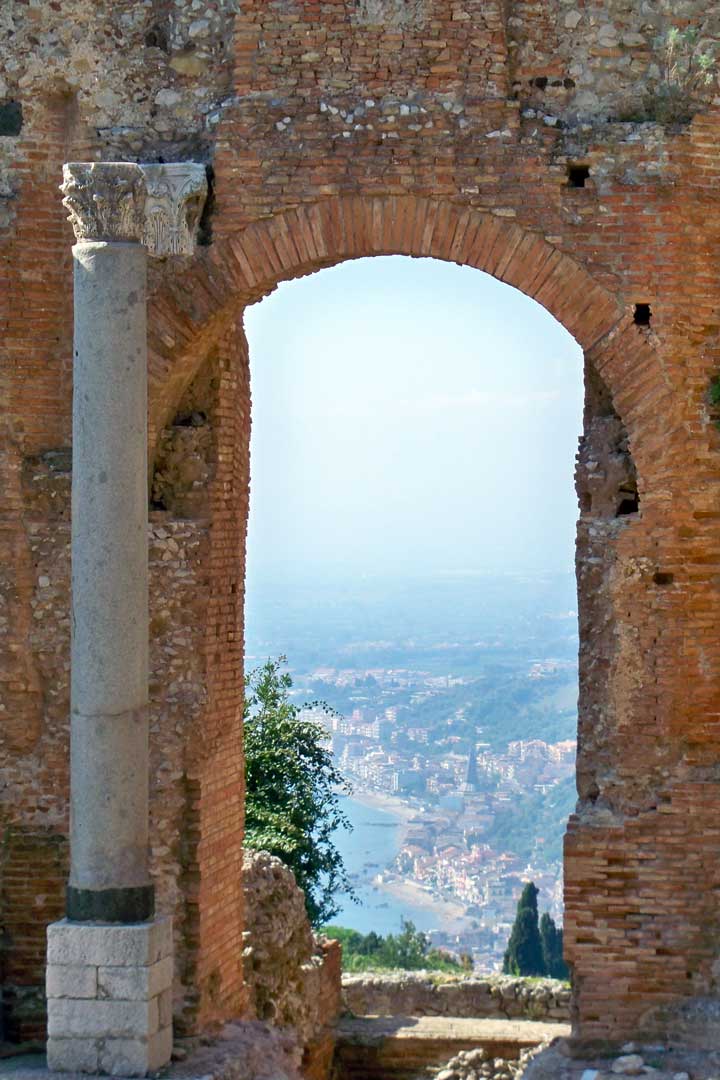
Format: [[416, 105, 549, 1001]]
[[149, 197, 625, 428], [148, 195, 680, 495]]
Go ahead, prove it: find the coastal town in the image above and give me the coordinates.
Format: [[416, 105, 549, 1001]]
[[297, 663, 576, 971]]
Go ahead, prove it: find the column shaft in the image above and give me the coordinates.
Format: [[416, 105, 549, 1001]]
[[68, 239, 152, 922]]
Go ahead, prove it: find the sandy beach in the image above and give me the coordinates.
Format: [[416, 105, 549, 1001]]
[[379, 877, 471, 934], [345, 790, 471, 933]]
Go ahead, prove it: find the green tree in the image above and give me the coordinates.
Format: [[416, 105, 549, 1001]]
[[540, 912, 568, 980], [503, 882, 545, 976], [322, 920, 464, 973], [243, 656, 354, 927]]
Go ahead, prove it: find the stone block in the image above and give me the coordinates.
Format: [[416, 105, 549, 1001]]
[[48, 996, 159, 1039], [47, 1036, 99, 1073], [157, 986, 173, 1029], [97, 1023, 172, 1075], [98, 955, 173, 1001], [47, 916, 172, 967], [149, 1025, 173, 1071], [46, 963, 98, 999], [97, 1026, 172, 1077]]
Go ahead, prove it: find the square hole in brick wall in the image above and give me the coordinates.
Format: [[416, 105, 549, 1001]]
[[0, 101, 22, 136], [634, 303, 651, 326], [567, 164, 590, 188]]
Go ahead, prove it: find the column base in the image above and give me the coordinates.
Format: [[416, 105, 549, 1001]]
[[46, 916, 173, 1077], [67, 884, 155, 923]]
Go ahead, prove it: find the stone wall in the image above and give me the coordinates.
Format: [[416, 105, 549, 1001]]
[[341, 973, 571, 1023], [3, 0, 720, 1051], [241, 851, 342, 1080], [0, 334, 249, 1039]]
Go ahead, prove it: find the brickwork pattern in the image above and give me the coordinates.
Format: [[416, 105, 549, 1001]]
[[3, 0, 720, 1051]]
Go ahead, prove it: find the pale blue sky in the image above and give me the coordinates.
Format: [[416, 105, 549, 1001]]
[[244, 256, 583, 583]]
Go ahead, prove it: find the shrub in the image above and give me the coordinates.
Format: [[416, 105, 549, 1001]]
[[644, 26, 717, 125]]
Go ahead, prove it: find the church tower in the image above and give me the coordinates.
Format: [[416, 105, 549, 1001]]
[[461, 741, 480, 794]]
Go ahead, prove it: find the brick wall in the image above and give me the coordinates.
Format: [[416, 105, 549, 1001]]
[[3, 0, 720, 1049]]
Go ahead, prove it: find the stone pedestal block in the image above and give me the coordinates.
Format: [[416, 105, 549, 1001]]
[[46, 917, 173, 1077]]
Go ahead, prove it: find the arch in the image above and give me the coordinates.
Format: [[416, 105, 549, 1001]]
[[148, 196, 631, 438], [144, 193, 683, 1039], [147, 195, 678, 500]]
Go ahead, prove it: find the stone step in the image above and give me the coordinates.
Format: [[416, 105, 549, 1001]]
[[334, 1015, 571, 1080]]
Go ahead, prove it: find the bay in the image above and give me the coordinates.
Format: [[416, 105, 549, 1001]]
[[329, 794, 448, 936]]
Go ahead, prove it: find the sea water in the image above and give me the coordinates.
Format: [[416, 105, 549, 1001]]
[[329, 795, 441, 936]]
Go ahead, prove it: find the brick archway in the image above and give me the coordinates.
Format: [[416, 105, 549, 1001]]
[[143, 194, 704, 1044], [147, 195, 675, 490]]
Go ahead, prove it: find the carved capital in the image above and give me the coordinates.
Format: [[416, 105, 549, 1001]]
[[61, 161, 208, 255], [61, 162, 147, 244], [140, 163, 208, 257]]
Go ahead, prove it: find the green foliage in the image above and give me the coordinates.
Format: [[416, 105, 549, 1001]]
[[710, 375, 720, 407], [244, 656, 354, 927], [323, 920, 467, 973], [642, 25, 717, 124], [503, 882, 545, 977], [540, 912, 569, 980]]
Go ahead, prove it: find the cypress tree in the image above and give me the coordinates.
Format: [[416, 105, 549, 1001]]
[[540, 912, 568, 980], [503, 881, 544, 976]]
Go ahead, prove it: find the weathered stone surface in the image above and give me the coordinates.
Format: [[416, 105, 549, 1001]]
[[342, 972, 571, 1022], [47, 997, 159, 1040], [68, 232, 151, 915], [61, 163, 146, 244], [46, 1036, 99, 1073], [141, 163, 207, 257], [46, 918, 173, 1072], [97, 955, 173, 1001], [242, 850, 341, 1054], [99, 1026, 172, 1077], [5, 1021, 304, 1080], [335, 1016, 567, 1080], [45, 964, 97, 1001], [47, 918, 172, 968]]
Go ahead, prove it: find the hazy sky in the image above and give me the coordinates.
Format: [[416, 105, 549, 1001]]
[[244, 256, 583, 583]]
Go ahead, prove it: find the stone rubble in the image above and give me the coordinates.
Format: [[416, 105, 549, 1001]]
[[517, 1040, 720, 1080], [431, 1039, 549, 1080]]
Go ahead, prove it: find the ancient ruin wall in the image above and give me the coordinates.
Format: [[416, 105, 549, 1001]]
[[2, 0, 720, 1049]]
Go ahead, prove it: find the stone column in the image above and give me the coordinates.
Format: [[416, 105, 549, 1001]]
[[46, 161, 207, 1078], [63, 161, 153, 925]]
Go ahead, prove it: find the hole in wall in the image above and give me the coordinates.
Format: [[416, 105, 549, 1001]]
[[196, 165, 214, 247], [145, 24, 169, 52], [0, 101, 23, 137], [150, 360, 217, 516], [653, 571, 674, 586], [567, 164, 590, 188], [634, 303, 651, 326], [174, 411, 207, 428], [616, 494, 639, 517]]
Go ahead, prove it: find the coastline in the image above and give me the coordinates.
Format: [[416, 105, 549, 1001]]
[[378, 877, 470, 933], [341, 789, 471, 934], [346, 788, 418, 846]]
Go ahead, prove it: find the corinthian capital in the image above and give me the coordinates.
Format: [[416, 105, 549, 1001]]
[[61, 162, 147, 244], [141, 163, 208, 257]]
